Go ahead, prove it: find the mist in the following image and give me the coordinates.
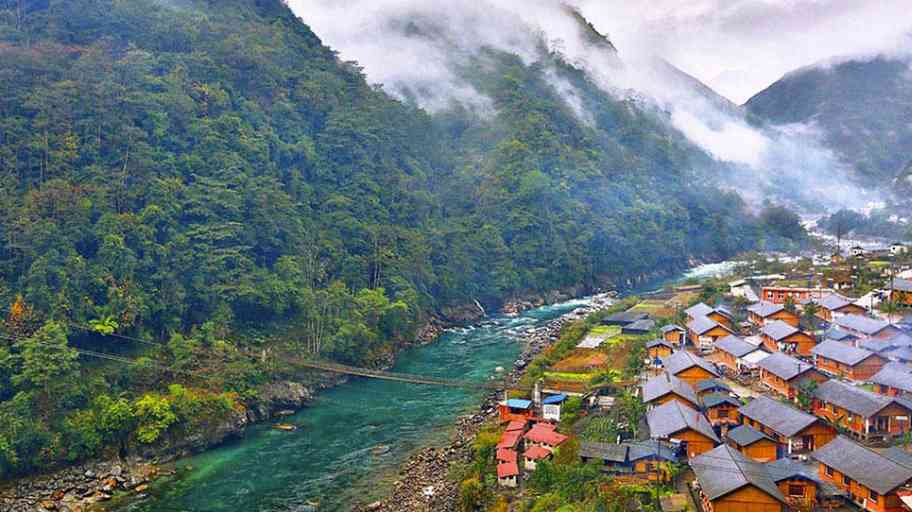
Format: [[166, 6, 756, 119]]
[[289, 0, 884, 212]]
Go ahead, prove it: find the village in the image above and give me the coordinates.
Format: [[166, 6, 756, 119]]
[[483, 242, 912, 512]]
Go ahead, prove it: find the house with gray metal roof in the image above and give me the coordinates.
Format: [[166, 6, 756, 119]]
[[646, 401, 719, 459], [747, 301, 799, 327], [690, 445, 786, 510], [760, 320, 817, 356], [686, 315, 734, 352], [758, 352, 828, 400], [871, 362, 912, 396], [811, 339, 886, 381], [725, 424, 778, 462], [739, 396, 836, 455], [642, 373, 701, 409], [834, 314, 898, 339], [812, 380, 912, 440], [685, 302, 714, 319], [812, 436, 912, 509], [660, 350, 720, 386]]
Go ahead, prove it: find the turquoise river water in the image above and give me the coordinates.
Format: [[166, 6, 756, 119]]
[[117, 298, 595, 512]]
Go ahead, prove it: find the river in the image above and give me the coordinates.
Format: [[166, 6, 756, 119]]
[[116, 298, 596, 512]]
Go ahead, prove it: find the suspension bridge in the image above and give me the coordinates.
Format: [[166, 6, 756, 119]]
[[294, 359, 511, 391]]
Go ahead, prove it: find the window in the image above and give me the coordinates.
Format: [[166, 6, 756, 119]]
[[825, 465, 834, 477], [870, 490, 879, 502], [789, 485, 804, 497], [843, 475, 851, 486], [718, 409, 729, 418]]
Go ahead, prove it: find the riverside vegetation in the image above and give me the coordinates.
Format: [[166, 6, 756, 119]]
[[0, 0, 806, 481]]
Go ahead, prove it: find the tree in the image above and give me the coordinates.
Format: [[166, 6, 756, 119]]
[[11, 321, 78, 403], [132, 394, 176, 444]]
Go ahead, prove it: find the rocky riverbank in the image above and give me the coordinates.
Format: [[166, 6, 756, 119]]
[[357, 293, 614, 512]]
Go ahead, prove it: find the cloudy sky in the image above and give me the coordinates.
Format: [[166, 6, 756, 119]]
[[575, 0, 912, 103]]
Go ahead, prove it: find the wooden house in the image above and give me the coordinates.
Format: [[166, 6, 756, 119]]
[[758, 352, 828, 401], [691, 445, 787, 512], [661, 350, 721, 388], [685, 302, 715, 320], [810, 339, 886, 381], [661, 325, 686, 348], [687, 315, 735, 352], [714, 335, 766, 372], [497, 461, 519, 488], [726, 424, 779, 462], [764, 459, 829, 510], [833, 314, 900, 340], [803, 293, 867, 322], [891, 278, 912, 306], [871, 363, 912, 397], [703, 392, 741, 430], [812, 380, 912, 441], [738, 396, 837, 456], [646, 339, 675, 364], [760, 320, 816, 357], [646, 400, 719, 459], [813, 436, 912, 512], [580, 440, 679, 481], [695, 378, 732, 397], [642, 373, 701, 410], [747, 302, 799, 328]]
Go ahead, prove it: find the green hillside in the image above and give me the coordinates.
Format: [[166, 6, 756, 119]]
[[0, 0, 796, 476]]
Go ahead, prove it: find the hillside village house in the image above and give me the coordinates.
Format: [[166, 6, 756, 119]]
[[812, 436, 912, 512], [523, 445, 553, 471], [871, 363, 912, 397], [642, 373, 701, 410], [738, 396, 837, 456], [760, 320, 817, 356], [498, 398, 534, 423], [892, 242, 909, 256], [646, 339, 675, 365], [602, 309, 649, 327], [541, 393, 567, 422], [747, 302, 799, 328], [860, 332, 912, 359], [496, 461, 519, 488], [761, 286, 830, 305], [661, 350, 721, 387], [812, 380, 912, 441], [687, 315, 735, 352], [765, 458, 839, 510], [726, 424, 779, 462], [890, 278, 912, 306], [702, 392, 741, 430], [758, 352, 828, 400], [810, 339, 887, 381], [579, 440, 679, 480], [523, 423, 568, 451], [691, 445, 788, 512], [834, 314, 900, 341], [695, 378, 732, 397], [496, 447, 518, 464], [714, 335, 767, 373], [802, 293, 868, 322], [646, 400, 719, 459], [661, 324, 687, 348]]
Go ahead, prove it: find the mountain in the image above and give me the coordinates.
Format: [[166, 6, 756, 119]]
[[0, 0, 802, 477], [745, 56, 912, 188]]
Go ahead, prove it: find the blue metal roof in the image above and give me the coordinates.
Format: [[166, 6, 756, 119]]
[[542, 394, 568, 405], [505, 399, 532, 410]]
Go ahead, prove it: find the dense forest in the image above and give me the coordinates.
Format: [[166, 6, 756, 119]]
[[0, 0, 802, 477]]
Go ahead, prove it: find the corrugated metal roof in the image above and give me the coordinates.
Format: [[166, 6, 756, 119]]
[[738, 396, 817, 437], [647, 339, 675, 350], [715, 335, 760, 358], [542, 393, 568, 405], [661, 324, 684, 333], [825, 327, 857, 342], [748, 301, 784, 317], [687, 315, 723, 335], [625, 440, 679, 462], [817, 293, 853, 311], [870, 363, 912, 393], [811, 339, 878, 366], [758, 352, 815, 381], [642, 373, 699, 406], [761, 320, 800, 341], [694, 378, 732, 394], [646, 400, 719, 443], [813, 380, 896, 417], [580, 442, 628, 462], [624, 318, 656, 332], [834, 314, 890, 336], [661, 351, 720, 379], [691, 445, 786, 503], [701, 392, 740, 409], [812, 436, 912, 494], [685, 303, 714, 318], [726, 424, 774, 447], [505, 398, 532, 409]]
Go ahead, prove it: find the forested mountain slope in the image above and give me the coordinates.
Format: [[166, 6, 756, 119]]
[[0, 0, 797, 476], [745, 56, 912, 188]]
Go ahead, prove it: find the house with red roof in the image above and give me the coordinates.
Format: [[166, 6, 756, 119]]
[[497, 461, 519, 488], [524, 445, 553, 471], [524, 423, 569, 450]]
